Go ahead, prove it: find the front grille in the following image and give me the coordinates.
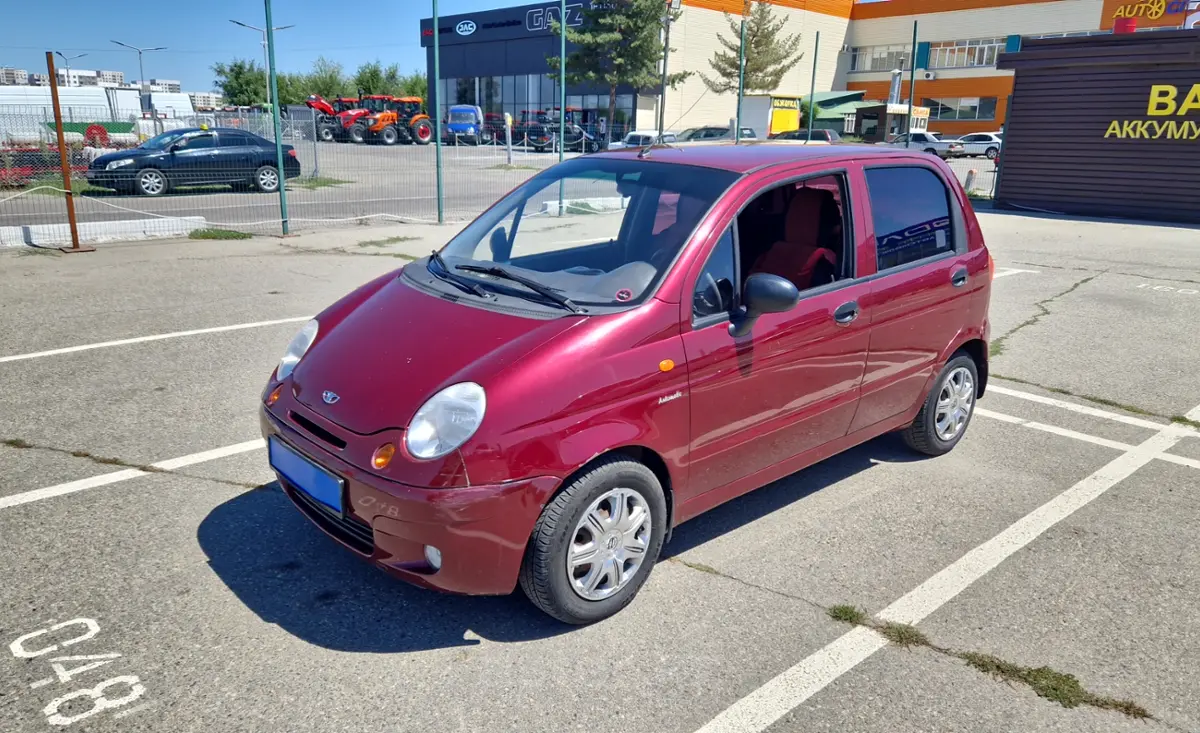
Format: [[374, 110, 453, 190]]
[[285, 481, 374, 555], [289, 411, 347, 449]]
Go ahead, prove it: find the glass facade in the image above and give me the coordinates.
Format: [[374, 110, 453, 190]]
[[927, 38, 1006, 69], [921, 97, 999, 121], [849, 45, 913, 73], [437, 74, 635, 137]]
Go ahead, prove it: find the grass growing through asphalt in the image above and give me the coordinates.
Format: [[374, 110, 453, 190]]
[[289, 176, 350, 190], [486, 163, 540, 171], [825, 602, 1154, 720], [23, 175, 103, 196], [189, 228, 253, 240], [564, 202, 603, 215], [357, 235, 418, 248], [993, 373, 1200, 428]]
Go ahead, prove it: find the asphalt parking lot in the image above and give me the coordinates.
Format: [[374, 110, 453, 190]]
[[1, 209, 1198, 733]]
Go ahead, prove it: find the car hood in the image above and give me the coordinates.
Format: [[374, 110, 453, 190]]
[[91, 149, 159, 167], [291, 275, 582, 435]]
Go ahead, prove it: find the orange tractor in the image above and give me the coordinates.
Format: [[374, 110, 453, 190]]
[[353, 97, 435, 146]]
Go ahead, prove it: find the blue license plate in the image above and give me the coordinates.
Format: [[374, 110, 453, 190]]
[[269, 437, 343, 513]]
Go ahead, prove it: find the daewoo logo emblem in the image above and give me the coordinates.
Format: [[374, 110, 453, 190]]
[[456, 20, 477, 35], [322, 391, 340, 405]]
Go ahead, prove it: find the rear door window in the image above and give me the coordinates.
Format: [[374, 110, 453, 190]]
[[864, 166, 956, 271]]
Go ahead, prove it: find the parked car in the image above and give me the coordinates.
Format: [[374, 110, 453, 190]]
[[261, 144, 992, 625], [879, 131, 965, 159], [680, 125, 759, 142], [86, 127, 301, 196], [525, 121, 598, 153], [608, 130, 679, 149], [953, 132, 1003, 159], [769, 128, 842, 143], [444, 104, 492, 145]]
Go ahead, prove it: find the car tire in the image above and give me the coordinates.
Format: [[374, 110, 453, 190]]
[[924, 147, 938, 156], [519, 456, 667, 625], [348, 123, 366, 144], [134, 168, 168, 196], [902, 353, 979, 456], [380, 126, 399, 146], [253, 165, 280, 193], [986, 147, 999, 160]]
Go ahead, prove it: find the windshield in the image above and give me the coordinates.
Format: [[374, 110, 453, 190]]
[[361, 98, 387, 113], [138, 130, 190, 150], [449, 110, 476, 123], [438, 159, 738, 309]]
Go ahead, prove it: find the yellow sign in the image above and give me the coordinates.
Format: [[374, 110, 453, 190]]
[[1103, 83, 1200, 139], [772, 98, 799, 110], [1100, 0, 1192, 29]]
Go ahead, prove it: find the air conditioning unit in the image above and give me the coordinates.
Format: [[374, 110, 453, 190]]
[[841, 44, 852, 54], [922, 71, 937, 81]]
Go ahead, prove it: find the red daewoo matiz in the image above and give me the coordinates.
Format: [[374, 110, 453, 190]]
[[261, 143, 992, 624]]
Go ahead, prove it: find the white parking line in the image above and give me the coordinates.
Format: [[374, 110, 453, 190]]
[[0, 318, 311, 365], [692, 401, 1196, 733], [992, 267, 1040, 279], [988, 384, 1192, 434], [0, 440, 264, 511]]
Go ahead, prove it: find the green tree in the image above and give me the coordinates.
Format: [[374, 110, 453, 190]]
[[212, 59, 266, 106], [396, 71, 428, 101], [700, 0, 803, 95], [308, 56, 349, 99], [546, 0, 689, 133], [353, 61, 387, 95]]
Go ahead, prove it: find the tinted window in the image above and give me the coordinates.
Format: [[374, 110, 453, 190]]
[[219, 132, 254, 147], [865, 166, 955, 271], [693, 227, 737, 321], [178, 134, 215, 150]]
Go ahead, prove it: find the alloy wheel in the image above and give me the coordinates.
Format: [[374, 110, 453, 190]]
[[934, 366, 975, 441], [139, 170, 164, 195], [566, 488, 651, 601], [258, 168, 279, 191]]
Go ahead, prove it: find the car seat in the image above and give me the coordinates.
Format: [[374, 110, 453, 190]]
[[748, 188, 839, 292]]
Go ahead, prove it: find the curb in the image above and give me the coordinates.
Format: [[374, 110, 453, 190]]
[[0, 217, 207, 248]]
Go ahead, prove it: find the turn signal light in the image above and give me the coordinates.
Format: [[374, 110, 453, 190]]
[[266, 385, 283, 406], [372, 443, 396, 470]]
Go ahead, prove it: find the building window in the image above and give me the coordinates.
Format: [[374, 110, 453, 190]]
[[927, 38, 1006, 69], [849, 45, 913, 73], [921, 97, 998, 121]]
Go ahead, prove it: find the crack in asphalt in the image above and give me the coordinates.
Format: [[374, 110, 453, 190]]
[[1010, 260, 1200, 285], [990, 273, 1102, 358], [666, 556, 826, 612], [1, 437, 270, 492], [992, 375, 1200, 430]]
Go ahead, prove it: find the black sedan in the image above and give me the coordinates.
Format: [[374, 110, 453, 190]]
[[86, 127, 302, 196]]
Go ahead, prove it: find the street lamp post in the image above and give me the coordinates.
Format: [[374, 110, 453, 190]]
[[230, 19, 294, 107], [110, 41, 166, 110], [54, 52, 87, 88]]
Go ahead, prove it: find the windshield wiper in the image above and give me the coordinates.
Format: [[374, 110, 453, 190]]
[[427, 251, 489, 298], [455, 264, 583, 313]]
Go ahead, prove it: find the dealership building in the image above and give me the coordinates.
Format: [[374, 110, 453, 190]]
[[422, 0, 1200, 137]]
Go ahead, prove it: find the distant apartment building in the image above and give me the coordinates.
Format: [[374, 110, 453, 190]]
[[28, 73, 50, 86], [189, 91, 223, 108], [57, 69, 99, 87], [0, 67, 30, 85], [97, 70, 125, 86]]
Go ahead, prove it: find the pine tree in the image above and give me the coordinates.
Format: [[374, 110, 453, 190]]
[[700, 0, 804, 95], [546, 0, 690, 134]]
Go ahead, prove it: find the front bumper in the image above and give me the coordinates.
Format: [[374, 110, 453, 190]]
[[260, 403, 559, 596], [85, 167, 137, 188]]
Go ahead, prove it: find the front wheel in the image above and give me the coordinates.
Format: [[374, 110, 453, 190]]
[[902, 353, 979, 456], [318, 125, 335, 142], [135, 168, 168, 196], [519, 457, 667, 625], [254, 165, 280, 193], [379, 126, 399, 146], [348, 123, 366, 144]]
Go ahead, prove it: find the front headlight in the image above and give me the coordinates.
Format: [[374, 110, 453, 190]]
[[105, 159, 135, 170], [276, 319, 318, 381], [406, 382, 486, 460]]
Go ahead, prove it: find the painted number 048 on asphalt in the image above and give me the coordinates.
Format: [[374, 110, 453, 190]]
[[8, 618, 146, 726]]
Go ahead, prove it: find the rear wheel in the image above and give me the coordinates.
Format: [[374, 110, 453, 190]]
[[412, 119, 433, 146], [348, 123, 366, 144], [902, 353, 978, 456], [986, 146, 999, 160], [519, 457, 667, 625], [254, 165, 280, 193], [135, 168, 167, 196], [924, 147, 938, 156], [379, 126, 399, 146]]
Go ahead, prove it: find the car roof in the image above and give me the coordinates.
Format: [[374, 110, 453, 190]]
[[591, 142, 917, 173], [168, 127, 259, 135]]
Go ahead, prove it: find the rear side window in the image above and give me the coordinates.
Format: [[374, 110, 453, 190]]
[[865, 167, 955, 271], [219, 132, 253, 147]]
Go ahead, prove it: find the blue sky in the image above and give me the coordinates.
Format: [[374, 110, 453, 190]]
[[2, 0, 516, 92]]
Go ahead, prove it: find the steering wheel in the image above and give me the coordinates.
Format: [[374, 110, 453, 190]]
[[693, 271, 721, 315]]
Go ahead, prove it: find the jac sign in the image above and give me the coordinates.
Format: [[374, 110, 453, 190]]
[[1103, 84, 1200, 139]]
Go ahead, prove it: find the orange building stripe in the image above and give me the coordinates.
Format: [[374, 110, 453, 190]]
[[684, 0, 854, 19], [846, 75, 1016, 133], [850, 0, 1062, 20]]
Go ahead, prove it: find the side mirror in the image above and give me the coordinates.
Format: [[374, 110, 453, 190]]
[[489, 226, 511, 263], [728, 273, 799, 338]]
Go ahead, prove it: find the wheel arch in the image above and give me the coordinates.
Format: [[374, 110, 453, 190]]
[[954, 338, 989, 398]]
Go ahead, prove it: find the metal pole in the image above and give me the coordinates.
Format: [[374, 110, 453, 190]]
[[806, 31, 819, 143], [657, 8, 672, 141], [262, 34, 272, 108], [264, 0, 290, 234], [735, 19, 746, 143], [558, 0, 566, 215], [433, 0, 445, 224], [45, 52, 89, 253], [905, 20, 918, 147]]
